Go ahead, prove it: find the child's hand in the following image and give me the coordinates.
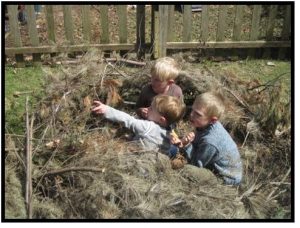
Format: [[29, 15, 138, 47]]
[[91, 100, 107, 114], [170, 130, 183, 147], [139, 107, 149, 119], [181, 132, 195, 146]]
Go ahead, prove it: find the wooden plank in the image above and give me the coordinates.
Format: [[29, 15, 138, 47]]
[[183, 5, 192, 42], [152, 6, 159, 58], [7, 5, 24, 66], [136, 5, 145, 59], [233, 5, 244, 41], [5, 44, 136, 55], [45, 5, 56, 43], [248, 5, 262, 57], [81, 5, 91, 43], [100, 5, 109, 43], [263, 5, 278, 58], [26, 5, 41, 63], [117, 5, 127, 44], [216, 5, 228, 41], [278, 5, 291, 59], [167, 5, 175, 42], [63, 5, 74, 44], [200, 5, 209, 42], [159, 5, 168, 57], [166, 40, 291, 49]]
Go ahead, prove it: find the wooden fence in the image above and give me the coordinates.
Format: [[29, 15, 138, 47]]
[[5, 4, 292, 64]]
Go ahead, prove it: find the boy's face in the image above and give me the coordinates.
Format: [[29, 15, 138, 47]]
[[189, 104, 211, 129], [151, 75, 171, 94]]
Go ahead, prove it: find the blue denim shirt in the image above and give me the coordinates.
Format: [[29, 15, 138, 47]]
[[185, 121, 242, 185]]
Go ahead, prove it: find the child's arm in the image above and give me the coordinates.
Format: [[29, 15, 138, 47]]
[[92, 100, 153, 135]]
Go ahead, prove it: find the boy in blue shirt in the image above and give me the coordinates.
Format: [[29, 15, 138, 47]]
[[170, 92, 242, 185]]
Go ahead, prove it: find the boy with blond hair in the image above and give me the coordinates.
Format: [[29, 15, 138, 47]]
[[136, 57, 183, 119], [170, 92, 243, 185], [92, 95, 186, 154]]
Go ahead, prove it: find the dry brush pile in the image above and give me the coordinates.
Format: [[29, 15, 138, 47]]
[[4, 50, 291, 219]]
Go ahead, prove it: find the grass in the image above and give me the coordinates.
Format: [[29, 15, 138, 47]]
[[5, 66, 46, 134]]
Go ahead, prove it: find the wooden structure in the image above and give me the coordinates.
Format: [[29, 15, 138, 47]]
[[5, 4, 292, 63]]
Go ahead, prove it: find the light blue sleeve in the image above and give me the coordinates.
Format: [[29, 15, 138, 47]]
[[104, 106, 153, 135]]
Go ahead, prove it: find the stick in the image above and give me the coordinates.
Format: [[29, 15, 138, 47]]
[[41, 167, 105, 177], [25, 97, 33, 219], [267, 168, 291, 200]]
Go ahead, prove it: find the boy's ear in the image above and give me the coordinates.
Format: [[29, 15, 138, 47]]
[[211, 116, 218, 123], [167, 79, 175, 85], [160, 116, 168, 125]]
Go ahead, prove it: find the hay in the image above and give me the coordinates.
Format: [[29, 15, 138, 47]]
[[4, 50, 291, 219]]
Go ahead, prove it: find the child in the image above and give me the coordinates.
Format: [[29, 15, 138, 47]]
[[92, 95, 186, 154], [136, 57, 183, 119], [170, 92, 243, 185]]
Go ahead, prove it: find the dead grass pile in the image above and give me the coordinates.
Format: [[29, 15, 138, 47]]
[[4, 50, 291, 219]]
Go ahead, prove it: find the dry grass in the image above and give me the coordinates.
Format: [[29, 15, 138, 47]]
[[4, 50, 291, 219]]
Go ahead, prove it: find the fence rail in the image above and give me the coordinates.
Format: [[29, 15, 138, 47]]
[[5, 4, 292, 63]]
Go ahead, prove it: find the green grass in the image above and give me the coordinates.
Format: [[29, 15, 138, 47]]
[[5, 66, 46, 134]]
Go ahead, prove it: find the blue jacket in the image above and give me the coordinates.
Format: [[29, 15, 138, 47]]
[[185, 121, 242, 185]]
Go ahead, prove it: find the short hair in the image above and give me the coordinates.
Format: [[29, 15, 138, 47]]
[[151, 57, 180, 81], [152, 95, 186, 125], [194, 92, 225, 119]]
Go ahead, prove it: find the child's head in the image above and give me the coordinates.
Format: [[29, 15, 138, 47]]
[[190, 92, 225, 128], [147, 95, 185, 127], [150, 57, 180, 94]]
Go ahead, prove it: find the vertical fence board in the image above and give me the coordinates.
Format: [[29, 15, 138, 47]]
[[216, 5, 228, 41], [167, 5, 175, 42], [152, 6, 159, 58], [7, 5, 24, 65], [248, 5, 262, 57], [117, 5, 127, 44], [233, 5, 244, 41], [200, 5, 209, 42], [263, 5, 278, 58], [159, 5, 168, 57], [100, 5, 109, 44], [45, 6, 56, 43], [278, 5, 291, 59], [26, 5, 41, 63], [136, 5, 145, 59], [183, 5, 192, 42], [82, 5, 91, 43], [63, 5, 74, 45]]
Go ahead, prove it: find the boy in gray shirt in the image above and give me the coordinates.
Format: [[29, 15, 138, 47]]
[[92, 95, 186, 155]]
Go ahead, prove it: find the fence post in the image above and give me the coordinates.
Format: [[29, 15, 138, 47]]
[[7, 5, 25, 67], [278, 5, 291, 59], [82, 5, 91, 43], [216, 5, 228, 57], [167, 5, 174, 42], [248, 5, 262, 58], [63, 5, 75, 45], [26, 5, 41, 65], [263, 5, 278, 58], [117, 5, 127, 57], [136, 5, 145, 59], [158, 5, 168, 58], [200, 5, 209, 42], [183, 5, 192, 42]]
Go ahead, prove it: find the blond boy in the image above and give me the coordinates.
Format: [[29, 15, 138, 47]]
[[171, 92, 243, 185], [136, 57, 183, 119], [92, 95, 185, 154]]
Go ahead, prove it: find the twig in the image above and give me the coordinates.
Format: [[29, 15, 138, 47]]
[[106, 58, 146, 67], [41, 167, 105, 178], [247, 72, 290, 91], [267, 168, 291, 200], [241, 131, 250, 148], [25, 97, 33, 219]]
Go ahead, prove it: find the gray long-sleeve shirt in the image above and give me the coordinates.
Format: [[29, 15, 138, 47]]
[[104, 106, 171, 154]]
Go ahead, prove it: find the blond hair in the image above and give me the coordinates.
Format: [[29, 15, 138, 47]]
[[194, 92, 225, 118], [151, 57, 180, 81], [152, 95, 186, 125]]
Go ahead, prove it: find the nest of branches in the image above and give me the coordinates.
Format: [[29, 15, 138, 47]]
[[5, 50, 291, 219]]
